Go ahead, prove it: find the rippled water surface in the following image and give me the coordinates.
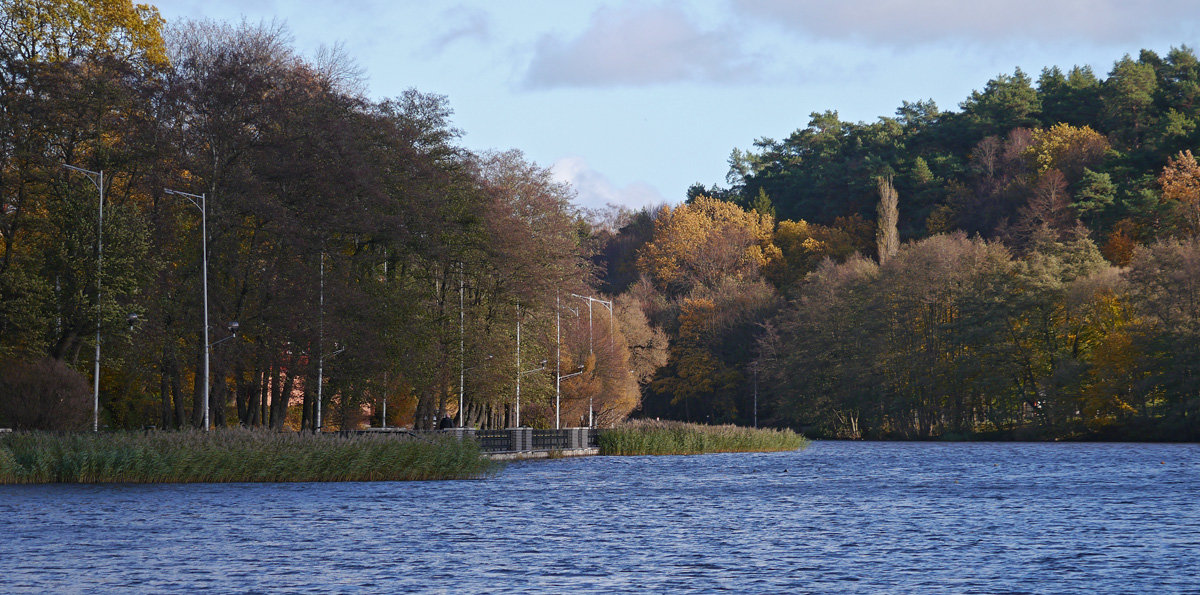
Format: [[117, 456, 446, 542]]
[[3, 441, 1199, 593]]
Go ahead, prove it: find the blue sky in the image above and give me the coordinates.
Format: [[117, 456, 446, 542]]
[[149, 1, 1200, 212]]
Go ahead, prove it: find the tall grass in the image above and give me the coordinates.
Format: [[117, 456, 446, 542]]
[[0, 429, 498, 484], [599, 420, 809, 456]]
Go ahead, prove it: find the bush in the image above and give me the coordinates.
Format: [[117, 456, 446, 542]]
[[0, 357, 91, 431]]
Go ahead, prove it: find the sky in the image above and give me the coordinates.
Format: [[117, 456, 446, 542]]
[[148, 1, 1200, 212]]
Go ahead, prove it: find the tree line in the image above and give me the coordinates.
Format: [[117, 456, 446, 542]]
[[4, 1, 1198, 440], [598, 46, 1200, 440], [0, 0, 648, 431]]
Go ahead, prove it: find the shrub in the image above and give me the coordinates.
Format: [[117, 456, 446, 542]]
[[0, 357, 91, 431]]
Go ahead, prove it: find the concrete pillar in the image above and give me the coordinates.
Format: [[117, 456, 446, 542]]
[[506, 427, 531, 451], [568, 427, 586, 449]]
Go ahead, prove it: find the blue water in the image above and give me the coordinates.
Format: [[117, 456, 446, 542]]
[[2, 441, 1198, 593]]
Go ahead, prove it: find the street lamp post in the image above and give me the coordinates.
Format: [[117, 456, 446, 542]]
[[63, 164, 104, 432], [554, 291, 579, 429], [570, 293, 613, 427], [569, 294, 613, 354], [315, 344, 345, 432], [164, 188, 212, 429], [515, 301, 522, 427], [381, 372, 388, 429], [752, 361, 758, 429], [458, 263, 464, 427]]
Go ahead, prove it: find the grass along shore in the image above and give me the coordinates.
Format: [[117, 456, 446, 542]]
[[0, 428, 498, 484], [598, 420, 808, 456]]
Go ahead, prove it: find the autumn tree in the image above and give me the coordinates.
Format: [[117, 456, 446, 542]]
[[876, 176, 899, 263], [1159, 150, 1200, 237], [632, 197, 781, 425], [0, 0, 165, 431], [1125, 239, 1200, 427], [764, 218, 863, 292], [637, 195, 779, 297]]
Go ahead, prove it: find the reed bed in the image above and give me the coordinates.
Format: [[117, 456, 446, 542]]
[[598, 420, 809, 456], [0, 428, 498, 484]]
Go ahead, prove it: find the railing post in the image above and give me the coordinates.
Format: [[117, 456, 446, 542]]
[[508, 427, 530, 452], [567, 427, 584, 450]]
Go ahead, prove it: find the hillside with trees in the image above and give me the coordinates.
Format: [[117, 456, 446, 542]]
[[602, 47, 1200, 440]]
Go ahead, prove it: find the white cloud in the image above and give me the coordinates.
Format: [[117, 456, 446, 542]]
[[522, 5, 760, 88], [552, 156, 667, 211], [734, 0, 1200, 46]]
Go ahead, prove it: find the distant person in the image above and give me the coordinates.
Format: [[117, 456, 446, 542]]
[[438, 415, 453, 429]]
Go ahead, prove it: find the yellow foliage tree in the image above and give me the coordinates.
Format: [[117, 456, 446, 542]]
[[1079, 291, 1141, 430], [765, 219, 861, 290], [1026, 123, 1110, 180], [637, 196, 779, 295], [2, 0, 166, 67]]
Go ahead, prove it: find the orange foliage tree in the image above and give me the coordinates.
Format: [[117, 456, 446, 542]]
[[1159, 150, 1200, 237]]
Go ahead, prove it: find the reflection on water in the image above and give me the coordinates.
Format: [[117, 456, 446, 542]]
[[2, 441, 1198, 593]]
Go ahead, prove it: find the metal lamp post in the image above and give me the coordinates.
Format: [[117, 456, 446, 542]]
[[164, 188, 212, 429], [570, 293, 613, 427], [554, 291, 579, 429], [315, 344, 345, 432], [212, 322, 239, 350], [752, 361, 758, 429], [63, 164, 104, 432]]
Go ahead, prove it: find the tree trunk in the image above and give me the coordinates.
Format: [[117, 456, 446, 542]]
[[171, 361, 184, 429], [160, 347, 173, 429], [191, 347, 204, 427], [234, 362, 251, 425], [270, 365, 293, 429]]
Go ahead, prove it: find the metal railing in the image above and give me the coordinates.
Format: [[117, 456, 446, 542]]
[[531, 429, 569, 450], [475, 429, 510, 452], [355, 427, 597, 454]]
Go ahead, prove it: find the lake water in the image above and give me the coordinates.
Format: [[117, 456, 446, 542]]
[[2, 441, 1198, 593]]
